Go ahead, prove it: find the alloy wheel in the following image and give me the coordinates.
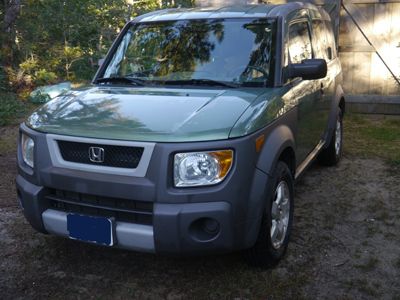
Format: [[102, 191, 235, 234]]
[[270, 181, 290, 249]]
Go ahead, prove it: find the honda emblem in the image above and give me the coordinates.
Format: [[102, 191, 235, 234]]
[[89, 146, 105, 163]]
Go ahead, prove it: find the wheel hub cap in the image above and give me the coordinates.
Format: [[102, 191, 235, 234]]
[[335, 119, 341, 156], [270, 181, 290, 249]]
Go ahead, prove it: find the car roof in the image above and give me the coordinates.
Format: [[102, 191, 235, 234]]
[[133, 2, 319, 23]]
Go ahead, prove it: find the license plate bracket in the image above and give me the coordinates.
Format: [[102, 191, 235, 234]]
[[67, 214, 115, 246]]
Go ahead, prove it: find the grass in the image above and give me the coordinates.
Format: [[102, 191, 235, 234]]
[[344, 114, 400, 165]]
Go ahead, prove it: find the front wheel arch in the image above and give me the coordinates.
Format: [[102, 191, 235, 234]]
[[244, 160, 294, 268], [255, 124, 296, 176], [243, 126, 296, 249]]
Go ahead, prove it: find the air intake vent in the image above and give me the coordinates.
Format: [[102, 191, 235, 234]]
[[57, 140, 144, 168], [47, 189, 153, 225]]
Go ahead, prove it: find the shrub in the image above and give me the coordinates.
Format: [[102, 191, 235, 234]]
[[34, 69, 58, 86], [19, 56, 39, 75], [0, 67, 10, 92], [5, 67, 33, 96], [0, 92, 26, 126]]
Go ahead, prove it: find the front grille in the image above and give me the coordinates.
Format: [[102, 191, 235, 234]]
[[57, 140, 144, 168], [46, 189, 153, 225]]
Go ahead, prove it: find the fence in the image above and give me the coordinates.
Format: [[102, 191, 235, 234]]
[[339, 0, 400, 113]]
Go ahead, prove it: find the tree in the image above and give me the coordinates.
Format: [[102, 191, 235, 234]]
[[1, 0, 22, 66], [1, 0, 195, 92]]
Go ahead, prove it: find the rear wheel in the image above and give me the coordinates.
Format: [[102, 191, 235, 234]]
[[244, 161, 294, 268], [319, 108, 343, 166]]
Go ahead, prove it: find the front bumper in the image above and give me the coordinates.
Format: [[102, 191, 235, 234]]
[[17, 174, 239, 254], [42, 209, 155, 252], [17, 124, 271, 254]]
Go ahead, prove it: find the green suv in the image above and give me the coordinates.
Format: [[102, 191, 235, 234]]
[[17, 3, 345, 267]]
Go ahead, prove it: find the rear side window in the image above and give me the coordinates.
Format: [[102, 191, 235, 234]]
[[312, 20, 328, 60], [288, 21, 312, 64], [324, 20, 337, 59], [312, 19, 336, 61]]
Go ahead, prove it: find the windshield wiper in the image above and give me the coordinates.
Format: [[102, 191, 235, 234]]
[[164, 79, 238, 88], [95, 77, 145, 86]]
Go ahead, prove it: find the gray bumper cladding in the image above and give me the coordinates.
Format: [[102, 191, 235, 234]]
[[17, 122, 273, 253], [42, 209, 155, 252]]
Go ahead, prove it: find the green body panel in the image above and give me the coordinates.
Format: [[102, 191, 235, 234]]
[[229, 85, 293, 138], [26, 85, 285, 142], [290, 79, 321, 163]]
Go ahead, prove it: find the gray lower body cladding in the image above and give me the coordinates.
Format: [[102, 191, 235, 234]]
[[16, 123, 275, 254]]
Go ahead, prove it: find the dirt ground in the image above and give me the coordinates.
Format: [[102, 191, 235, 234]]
[[0, 116, 399, 299]]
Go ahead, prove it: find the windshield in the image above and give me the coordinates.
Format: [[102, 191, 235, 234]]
[[100, 18, 276, 87]]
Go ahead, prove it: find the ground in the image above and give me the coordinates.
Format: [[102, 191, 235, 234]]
[[0, 114, 399, 299]]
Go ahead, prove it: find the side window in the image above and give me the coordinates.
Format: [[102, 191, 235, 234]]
[[311, 19, 328, 60], [288, 21, 312, 64], [324, 20, 337, 59], [312, 19, 337, 61]]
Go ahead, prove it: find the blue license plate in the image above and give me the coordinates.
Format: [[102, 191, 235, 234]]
[[67, 214, 114, 246]]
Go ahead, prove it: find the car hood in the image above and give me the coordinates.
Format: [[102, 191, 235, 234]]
[[26, 85, 267, 142]]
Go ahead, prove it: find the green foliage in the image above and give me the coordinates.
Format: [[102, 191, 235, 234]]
[[19, 56, 39, 75], [0, 0, 195, 124], [2, 0, 195, 93], [5, 66, 33, 96], [0, 67, 10, 92], [19, 56, 58, 85], [0, 92, 25, 126], [34, 69, 58, 86]]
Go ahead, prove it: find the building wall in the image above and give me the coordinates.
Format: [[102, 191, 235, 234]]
[[339, 1, 400, 97]]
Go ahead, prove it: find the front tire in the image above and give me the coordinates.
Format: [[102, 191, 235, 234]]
[[244, 161, 294, 268]]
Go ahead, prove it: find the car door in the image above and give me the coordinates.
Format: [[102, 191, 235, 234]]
[[286, 14, 322, 164], [310, 17, 335, 140]]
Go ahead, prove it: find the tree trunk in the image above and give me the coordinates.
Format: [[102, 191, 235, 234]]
[[2, 0, 22, 65], [3, 0, 21, 31]]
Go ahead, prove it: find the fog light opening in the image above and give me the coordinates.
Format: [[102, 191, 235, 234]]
[[189, 217, 220, 242], [203, 218, 219, 234]]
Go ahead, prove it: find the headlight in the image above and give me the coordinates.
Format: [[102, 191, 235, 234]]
[[174, 150, 233, 187], [21, 133, 34, 168]]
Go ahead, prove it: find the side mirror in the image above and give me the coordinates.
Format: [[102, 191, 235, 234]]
[[98, 58, 105, 67], [289, 59, 327, 80]]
